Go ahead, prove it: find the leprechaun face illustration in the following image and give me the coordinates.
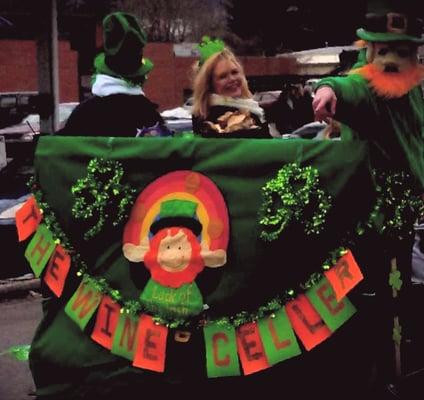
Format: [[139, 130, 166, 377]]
[[157, 228, 194, 272], [123, 198, 227, 289], [141, 226, 206, 287]]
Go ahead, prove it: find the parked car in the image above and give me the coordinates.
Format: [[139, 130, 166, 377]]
[[0, 102, 78, 140], [0, 102, 78, 165], [161, 98, 193, 134], [0, 91, 38, 129]]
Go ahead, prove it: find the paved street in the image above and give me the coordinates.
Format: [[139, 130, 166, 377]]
[[0, 294, 42, 400]]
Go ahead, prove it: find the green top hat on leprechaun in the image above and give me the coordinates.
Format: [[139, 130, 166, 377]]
[[357, 0, 424, 43], [150, 199, 202, 236], [94, 12, 154, 83]]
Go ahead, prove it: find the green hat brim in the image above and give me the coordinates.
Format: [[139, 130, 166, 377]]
[[94, 52, 154, 80], [356, 28, 424, 43]]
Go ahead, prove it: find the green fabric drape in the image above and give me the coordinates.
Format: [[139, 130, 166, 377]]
[[30, 136, 376, 398]]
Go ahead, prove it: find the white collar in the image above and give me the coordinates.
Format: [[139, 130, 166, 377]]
[[92, 74, 145, 97]]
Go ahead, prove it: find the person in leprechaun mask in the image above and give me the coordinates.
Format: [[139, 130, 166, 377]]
[[313, 1, 424, 384], [313, 0, 424, 192], [123, 199, 227, 319]]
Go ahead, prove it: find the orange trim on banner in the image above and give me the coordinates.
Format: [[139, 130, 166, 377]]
[[133, 314, 168, 372], [324, 251, 363, 301], [44, 245, 71, 297], [236, 322, 270, 375], [286, 294, 331, 351], [15, 196, 42, 241], [91, 296, 121, 349]]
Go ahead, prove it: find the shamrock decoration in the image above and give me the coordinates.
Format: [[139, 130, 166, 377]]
[[259, 163, 332, 241], [196, 35, 225, 66], [363, 170, 424, 240], [389, 269, 403, 294], [72, 158, 135, 240]]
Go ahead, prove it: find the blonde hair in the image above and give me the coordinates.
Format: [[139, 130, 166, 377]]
[[192, 48, 252, 118]]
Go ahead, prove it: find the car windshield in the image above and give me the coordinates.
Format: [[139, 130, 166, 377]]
[[23, 102, 77, 124], [22, 114, 39, 125], [0, 102, 78, 135]]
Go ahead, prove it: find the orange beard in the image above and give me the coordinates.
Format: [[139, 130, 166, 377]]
[[350, 64, 424, 98]]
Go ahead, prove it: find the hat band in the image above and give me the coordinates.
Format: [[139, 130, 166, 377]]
[[364, 13, 423, 37], [150, 217, 202, 236]]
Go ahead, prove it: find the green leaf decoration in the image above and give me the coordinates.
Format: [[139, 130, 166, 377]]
[[71, 158, 136, 240], [360, 170, 424, 240], [389, 270, 403, 292], [0, 344, 31, 361], [259, 163, 332, 241], [196, 36, 225, 65]]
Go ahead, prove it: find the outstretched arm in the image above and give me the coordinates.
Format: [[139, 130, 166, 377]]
[[312, 86, 337, 123]]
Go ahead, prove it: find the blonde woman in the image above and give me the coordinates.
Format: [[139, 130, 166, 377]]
[[191, 39, 270, 138]]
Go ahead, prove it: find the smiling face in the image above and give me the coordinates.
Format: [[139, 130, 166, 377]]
[[143, 227, 204, 288], [157, 229, 192, 272], [212, 59, 243, 98]]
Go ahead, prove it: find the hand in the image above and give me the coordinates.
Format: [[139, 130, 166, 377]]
[[312, 86, 337, 123]]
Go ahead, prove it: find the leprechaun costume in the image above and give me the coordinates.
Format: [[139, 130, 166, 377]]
[[315, 2, 424, 191], [313, 0, 424, 386]]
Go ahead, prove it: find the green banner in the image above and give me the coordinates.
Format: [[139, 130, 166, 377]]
[[258, 307, 301, 365], [140, 279, 204, 319], [111, 314, 139, 361], [33, 136, 371, 309], [24, 224, 55, 277], [204, 322, 241, 377], [306, 277, 356, 332], [29, 136, 378, 395], [65, 280, 102, 330]]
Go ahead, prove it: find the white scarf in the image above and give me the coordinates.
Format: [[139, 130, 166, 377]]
[[209, 94, 265, 122], [92, 74, 145, 97]]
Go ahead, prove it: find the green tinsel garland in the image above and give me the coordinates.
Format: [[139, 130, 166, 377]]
[[259, 163, 332, 241], [357, 170, 424, 240], [29, 176, 89, 271], [71, 158, 136, 240], [28, 176, 346, 330]]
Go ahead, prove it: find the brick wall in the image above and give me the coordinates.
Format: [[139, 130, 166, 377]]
[[0, 39, 79, 102], [0, 39, 297, 110]]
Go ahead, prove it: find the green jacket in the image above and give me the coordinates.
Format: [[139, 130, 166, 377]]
[[317, 74, 424, 191]]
